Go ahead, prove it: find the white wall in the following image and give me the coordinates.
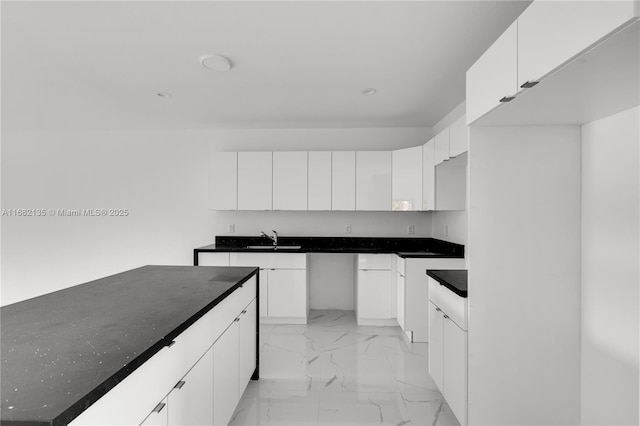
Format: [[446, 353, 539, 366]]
[[467, 125, 581, 425], [1, 126, 431, 305], [431, 101, 468, 246], [211, 210, 432, 239], [581, 106, 639, 425], [1, 129, 214, 305]]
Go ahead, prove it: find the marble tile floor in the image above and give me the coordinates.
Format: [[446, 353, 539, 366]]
[[229, 310, 460, 426]]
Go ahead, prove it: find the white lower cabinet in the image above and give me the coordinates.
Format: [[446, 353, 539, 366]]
[[443, 318, 467, 425], [428, 302, 445, 391], [356, 254, 394, 325], [70, 277, 258, 426], [230, 253, 308, 324], [140, 399, 168, 426], [239, 299, 257, 393], [168, 347, 214, 426], [428, 278, 468, 426], [395, 257, 465, 342], [268, 269, 307, 318], [213, 320, 240, 426]]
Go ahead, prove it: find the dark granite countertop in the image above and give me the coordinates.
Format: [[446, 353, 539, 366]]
[[1, 265, 258, 426], [195, 236, 464, 259], [426, 269, 468, 298]]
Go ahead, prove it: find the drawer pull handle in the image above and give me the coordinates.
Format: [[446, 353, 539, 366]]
[[175, 380, 186, 389], [499, 95, 515, 103], [443, 314, 450, 319], [520, 80, 539, 89], [242, 310, 247, 314], [167, 340, 176, 348], [152, 402, 166, 413], [234, 317, 240, 322], [435, 307, 441, 312]]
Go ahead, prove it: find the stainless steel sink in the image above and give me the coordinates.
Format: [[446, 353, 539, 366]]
[[245, 245, 302, 250]]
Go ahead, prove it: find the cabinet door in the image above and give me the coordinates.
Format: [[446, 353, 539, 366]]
[[331, 151, 356, 211], [444, 319, 468, 426], [267, 269, 307, 318], [358, 253, 392, 271], [259, 268, 268, 318], [449, 116, 468, 158], [397, 273, 405, 330], [238, 152, 272, 210], [140, 400, 168, 426], [168, 346, 214, 426], [273, 152, 308, 211], [357, 270, 392, 319], [434, 128, 450, 165], [428, 302, 444, 392], [239, 298, 257, 395], [466, 20, 518, 124], [356, 151, 392, 211], [213, 321, 240, 426], [422, 138, 435, 211], [308, 151, 332, 210], [518, 0, 637, 88], [208, 152, 237, 210], [392, 146, 423, 211]]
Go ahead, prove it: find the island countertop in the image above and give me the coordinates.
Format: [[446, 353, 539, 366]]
[[0, 265, 258, 426]]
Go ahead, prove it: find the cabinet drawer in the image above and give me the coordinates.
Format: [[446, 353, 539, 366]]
[[358, 253, 392, 270], [197, 252, 230, 266], [429, 277, 468, 331], [230, 253, 306, 269], [69, 346, 179, 425]]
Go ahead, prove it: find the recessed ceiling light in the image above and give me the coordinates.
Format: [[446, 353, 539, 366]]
[[200, 55, 233, 72], [157, 92, 172, 98], [362, 88, 377, 96]]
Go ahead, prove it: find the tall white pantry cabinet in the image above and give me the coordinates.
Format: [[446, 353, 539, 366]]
[[466, 1, 639, 425]]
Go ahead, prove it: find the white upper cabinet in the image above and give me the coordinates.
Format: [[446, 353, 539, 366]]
[[331, 151, 356, 211], [392, 146, 423, 211], [434, 128, 451, 166], [208, 152, 237, 210], [273, 151, 308, 211], [449, 115, 469, 158], [356, 151, 392, 211], [238, 152, 272, 210], [308, 151, 332, 211], [517, 0, 638, 88], [422, 138, 436, 211], [466, 20, 519, 124]]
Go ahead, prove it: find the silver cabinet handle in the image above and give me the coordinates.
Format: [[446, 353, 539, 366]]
[[499, 96, 515, 103], [443, 314, 450, 319], [234, 317, 240, 322], [242, 310, 247, 314], [152, 402, 166, 413], [175, 380, 186, 389], [520, 80, 539, 89], [435, 307, 441, 312]]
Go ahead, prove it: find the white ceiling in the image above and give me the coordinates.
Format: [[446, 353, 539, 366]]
[[1, 1, 531, 131]]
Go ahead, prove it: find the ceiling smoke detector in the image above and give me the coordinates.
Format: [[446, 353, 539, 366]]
[[200, 55, 233, 72]]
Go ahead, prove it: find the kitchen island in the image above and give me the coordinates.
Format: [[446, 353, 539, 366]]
[[1, 265, 259, 426]]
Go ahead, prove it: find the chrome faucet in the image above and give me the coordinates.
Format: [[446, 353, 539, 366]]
[[260, 230, 278, 246]]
